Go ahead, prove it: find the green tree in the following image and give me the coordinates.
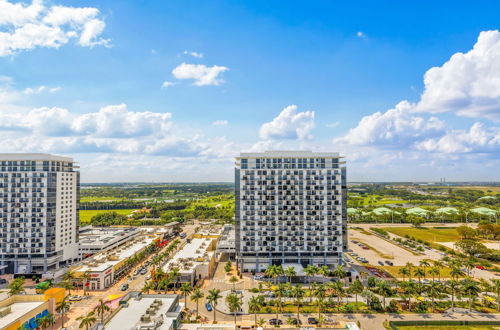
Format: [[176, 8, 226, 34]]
[[94, 299, 110, 325], [180, 283, 193, 308], [56, 297, 71, 329], [348, 279, 364, 310], [291, 285, 305, 321], [491, 279, 500, 312], [77, 311, 97, 330], [7, 277, 25, 296], [225, 260, 232, 273], [207, 289, 222, 323], [229, 276, 239, 292], [248, 296, 263, 326], [447, 280, 460, 312], [375, 280, 392, 310], [190, 288, 204, 318], [226, 293, 242, 325], [462, 279, 480, 312], [284, 266, 297, 283], [332, 265, 347, 284]]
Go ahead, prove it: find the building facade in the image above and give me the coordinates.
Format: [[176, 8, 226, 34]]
[[235, 151, 347, 272], [0, 154, 80, 274]]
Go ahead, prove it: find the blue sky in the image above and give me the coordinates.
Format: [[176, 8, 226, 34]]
[[0, 0, 499, 182]]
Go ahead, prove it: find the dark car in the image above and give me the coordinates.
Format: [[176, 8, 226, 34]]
[[378, 261, 384, 266], [120, 283, 129, 291], [269, 319, 283, 325], [205, 303, 213, 311], [0, 279, 7, 285], [308, 317, 318, 324], [385, 260, 394, 266]]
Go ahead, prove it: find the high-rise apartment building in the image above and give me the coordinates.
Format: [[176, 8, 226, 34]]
[[0, 154, 80, 274], [235, 151, 347, 272]]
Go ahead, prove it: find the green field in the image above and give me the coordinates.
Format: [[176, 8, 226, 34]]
[[382, 227, 460, 242], [376, 265, 455, 279], [80, 196, 124, 202], [80, 209, 136, 224]]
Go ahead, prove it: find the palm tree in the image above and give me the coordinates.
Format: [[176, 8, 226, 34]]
[[59, 280, 74, 295], [63, 270, 75, 282], [332, 265, 347, 284], [81, 271, 91, 296], [284, 266, 297, 283], [190, 288, 204, 318], [256, 318, 266, 328], [427, 281, 441, 312], [291, 285, 305, 321], [414, 267, 425, 283], [315, 298, 326, 320], [332, 280, 344, 311], [318, 265, 329, 278], [419, 259, 431, 276], [207, 289, 222, 323], [248, 296, 263, 326], [158, 278, 171, 294], [491, 279, 500, 312], [229, 276, 239, 292], [462, 279, 480, 312], [37, 313, 53, 330], [448, 280, 460, 312], [304, 265, 318, 288], [180, 283, 193, 308], [94, 299, 110, 325], [429, 267, 440, 282], [77, 311, 97, 330], [432, 260, 444, 281], [464, 257, 475, 277], [7, 277, 25, 296], [405, 262, 414, 282], [142, 281, 154, 294], [348, 279, 364, 310], [170, 267, 181, 288], [376, 280, 392, 309], [398, 267, 410, 282], [450, 267, 464, 280], [226, 293, 242, 325], [56, 296, 71, 329]]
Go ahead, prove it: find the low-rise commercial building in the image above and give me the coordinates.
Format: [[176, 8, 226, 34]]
[[78, 226, 140, 259], [105, 292, 183, 330], [0, 288, 65, 330], [163, 237, 217, 286], [216, 224, 236, 260], [72, 234, 157, 290]]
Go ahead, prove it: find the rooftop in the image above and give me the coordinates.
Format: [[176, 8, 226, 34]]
[[163, 238, 214, 273], [0, 153, 73, 162], [79, 226, 140, 246], [0, 301, 44, 329], [238, 150, 341, 158], [105, 294, 182, 330]]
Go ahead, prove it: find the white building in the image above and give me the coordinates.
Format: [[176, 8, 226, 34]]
[[78, 226, 140, 259], [235, 151, 347, 272], [105, 292, 183, 330], [0, 153, 80, 274]]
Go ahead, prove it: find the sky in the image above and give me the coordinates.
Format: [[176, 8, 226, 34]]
[[0, 0, 499, 182]]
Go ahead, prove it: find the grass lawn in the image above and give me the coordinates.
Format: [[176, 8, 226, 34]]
[[382, 227, 460, 242], [375, 265, 456, 279], [80, 196, 125, 202], [396, 326, 500, 330], [80, 209, 136, 224]]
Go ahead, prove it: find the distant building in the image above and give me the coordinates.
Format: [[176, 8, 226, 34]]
[[0, 153, 80, 275], [235, 151, 347, 272]]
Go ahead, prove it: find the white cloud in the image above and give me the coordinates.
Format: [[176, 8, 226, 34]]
[[172, 62, 229, 86], [23, 85, 61, 94], [259, 105, 315, 140], [183, 50, 203, 58], [212, 120, 228, 126], [356, 31, 365, 38], [334, 101, 444, 146], [414, 30, 500, 122], [0, 0, 109, 56], [161, 81, 175, 88], [416, 122, 500, 154], [326, 121, 340, 128]]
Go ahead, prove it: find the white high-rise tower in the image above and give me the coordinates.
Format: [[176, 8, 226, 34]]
[[0, 154, 80, 274], [235, 151, 347, 272]]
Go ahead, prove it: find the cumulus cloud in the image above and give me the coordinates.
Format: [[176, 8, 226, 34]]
[[259, 105, 315, 140], [334, 101, 445, 146], [0, 0, 109, 56], [183, 50, 203, 58], [161, 81, 175, 88], [172, 62, 229, 86], [23, 85, 61, 94], [414, 30, 500, 122], [212, 120, 228, 126], [416, 123, 500, 154]]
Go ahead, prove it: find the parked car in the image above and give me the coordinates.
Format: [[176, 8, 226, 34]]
[[0, 279, 7, 285], [269, 319, 283, 325], [146, 274, 151, 280], [140, 268, 148, 275], [68, 295, 82, 301], [360, 259, 368, 263], [121, 284, 129, 291], [352, 240, 358, 244], [385, 260, 394, 266], [205, 303, 213, 311], [308, 317, 318, 324], [476, 265, 485, 270], [180, 233, 187, 239], [351, 253, 358, 257], [378, 261, 384, 266], [362, 246, 370, 250]]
